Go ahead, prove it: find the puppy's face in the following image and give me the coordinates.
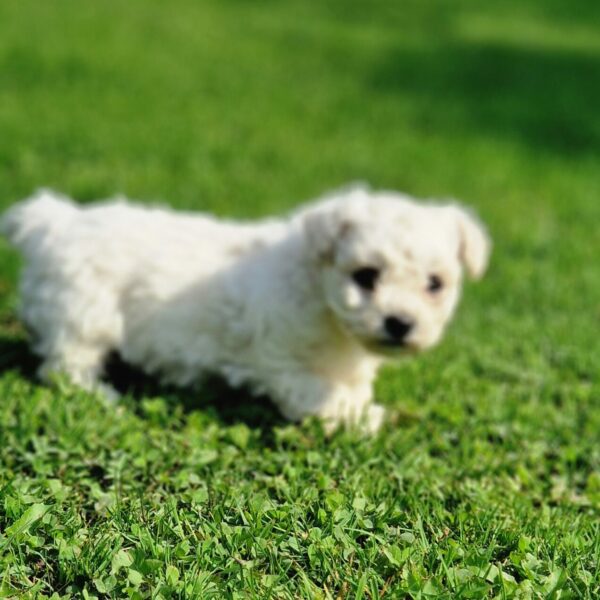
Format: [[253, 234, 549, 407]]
[[304, 191, 490, 354]]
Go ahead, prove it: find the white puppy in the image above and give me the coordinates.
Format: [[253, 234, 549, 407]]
[[1, 186, 490, 432]]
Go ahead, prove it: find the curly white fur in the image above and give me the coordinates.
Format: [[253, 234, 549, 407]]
[[1, 186, 490, 432]]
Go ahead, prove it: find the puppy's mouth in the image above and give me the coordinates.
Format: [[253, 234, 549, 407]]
[[364, 337, 420, 355], [379, 339, 408, 348]]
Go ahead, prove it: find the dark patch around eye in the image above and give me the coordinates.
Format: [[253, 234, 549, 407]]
[[352, 267, 380, 291]]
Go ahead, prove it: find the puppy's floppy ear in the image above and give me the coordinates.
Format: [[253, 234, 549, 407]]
[[449, 205, 491, 279], [302, 205, 352, 262]]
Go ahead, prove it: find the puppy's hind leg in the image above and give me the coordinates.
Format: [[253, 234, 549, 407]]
[[23, 281, 123, 402]]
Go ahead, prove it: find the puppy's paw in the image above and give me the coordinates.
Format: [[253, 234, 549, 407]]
[[41, 369, 121, 405], [320, 403, 386, 436], [362, 403, 386, 434], [93, 382, 121, 405]]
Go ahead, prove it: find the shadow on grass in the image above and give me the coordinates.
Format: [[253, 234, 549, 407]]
[[0, 335, 39, 380], [105, 352, 285, 431], [370, 40, 600, 156], [0, 335, 284, 432]]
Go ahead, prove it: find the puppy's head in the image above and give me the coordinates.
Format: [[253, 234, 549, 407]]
[[302, 188, 490, 354]]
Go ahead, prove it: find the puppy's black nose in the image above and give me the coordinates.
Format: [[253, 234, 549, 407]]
[[384, 316, 414, 342]]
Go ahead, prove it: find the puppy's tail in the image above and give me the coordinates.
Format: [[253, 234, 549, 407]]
[[0, 189, 79, 257]]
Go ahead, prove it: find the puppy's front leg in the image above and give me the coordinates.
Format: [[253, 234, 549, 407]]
[[269, 373, 384, 434]]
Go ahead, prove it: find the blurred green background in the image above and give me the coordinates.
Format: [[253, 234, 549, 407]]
[[0, 0, 599, 597]]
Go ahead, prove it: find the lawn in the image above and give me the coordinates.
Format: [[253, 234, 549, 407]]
[[0, 0, 599, 597]]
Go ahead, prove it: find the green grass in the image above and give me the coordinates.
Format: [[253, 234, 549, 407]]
[[1, 0, 599, 597]]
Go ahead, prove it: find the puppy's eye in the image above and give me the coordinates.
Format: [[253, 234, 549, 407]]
[[427, 274, 444, 293], [352, 267, 380, 291]]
